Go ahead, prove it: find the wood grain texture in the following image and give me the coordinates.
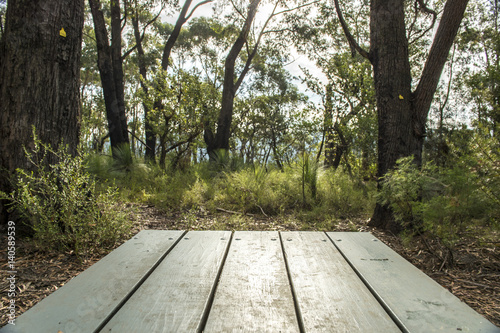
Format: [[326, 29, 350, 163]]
[[0, 230, 184, 333], [102, 230, 231, 333], [281, 231, 401, 332], [329, 232, 500, 333], [204, 231, 300, 333]]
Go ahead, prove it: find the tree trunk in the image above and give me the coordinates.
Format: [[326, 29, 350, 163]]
[[270, 128, 284, 171], [131, 13, 154, 162], [332, 123, 349, 170], [205, 0, 262, 159], [148, 0, 212, 163], [0, 0, 84, 223], [367, 0, 417, 232], [368, 0, 469, 232], [110, 0, 128, 143], [324, 84, 335, 168], [89, 0, 129, 156]]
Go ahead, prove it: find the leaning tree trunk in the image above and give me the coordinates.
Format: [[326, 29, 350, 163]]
[[0, 0, 84, 223], [205, 0, 261, 159]]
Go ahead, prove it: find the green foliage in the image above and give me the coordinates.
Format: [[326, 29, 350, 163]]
[[210, 149, 245, 173], [212, 166, 301, 215], [85, 149, 158, 202], [378, 154, 499, 249], [102, 150, 375, 225], [317, 167, 375, 219], [2, 140, 133, 257]]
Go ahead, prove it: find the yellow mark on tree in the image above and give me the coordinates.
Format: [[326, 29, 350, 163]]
[[60, 28, 66, 37], [399, 94, 404, 100]]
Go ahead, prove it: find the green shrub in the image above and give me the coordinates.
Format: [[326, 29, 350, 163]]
[[378, 156, 498, 249], [2, 140, 133, 257]]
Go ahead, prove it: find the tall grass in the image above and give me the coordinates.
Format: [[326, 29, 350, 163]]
[[84, 149, 375, 226]]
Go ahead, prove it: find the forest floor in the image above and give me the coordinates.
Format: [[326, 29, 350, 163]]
[[1, 204, 499, 328]]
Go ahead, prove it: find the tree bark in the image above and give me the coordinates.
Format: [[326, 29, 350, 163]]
[[89, 0, 129, 156], [0, 0, 84, 223], [131, 12, 153, 161], [367, 0, 469, 232], [324, 84, 335, 168], [110, 0, 128, 143], [205, 0, 262, 159], [367, 0, 413, 232]]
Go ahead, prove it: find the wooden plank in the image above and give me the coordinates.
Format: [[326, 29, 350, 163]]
[[328, 232, 500, 333], [204, 231, 300, 333], [102, 230, 231, 332], [0, 230, 184, 333], [281, 231, 401, 332]]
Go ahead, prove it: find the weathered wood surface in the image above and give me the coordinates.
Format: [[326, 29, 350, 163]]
[[329, 232, 500, 333], [2, 231, 498, 333], [204, 231, 300, 332], [103, 230, 231, 332], [1, 230, 184, 333], [281, 231, 400, 332]]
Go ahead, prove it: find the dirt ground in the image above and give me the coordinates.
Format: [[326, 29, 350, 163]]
[[1, 205, 499, 328]]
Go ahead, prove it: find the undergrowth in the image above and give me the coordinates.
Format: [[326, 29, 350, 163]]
[[2, 139, 133, 257], [378, 156, 500, 253], [84, 151, 375, 227]]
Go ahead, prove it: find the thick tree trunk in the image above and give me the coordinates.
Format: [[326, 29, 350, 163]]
[[367, 0, 416, 232], [0, 0, 84, 223], [89, 0, 129, 155], [368, 0, 469, 232], [110, 0, 129, 143]]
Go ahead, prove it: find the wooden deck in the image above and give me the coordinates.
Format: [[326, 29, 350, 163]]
[[1, 231, 498, 333]]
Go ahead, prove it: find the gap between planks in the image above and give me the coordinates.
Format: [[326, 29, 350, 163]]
[[94, 230, 189, 333]]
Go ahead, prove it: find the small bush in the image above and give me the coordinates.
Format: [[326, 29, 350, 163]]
[[2, 139, 133, 257], [378, 156, 498, 249]]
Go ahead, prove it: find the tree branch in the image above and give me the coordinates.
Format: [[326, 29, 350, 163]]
[[273, 0, 320, 16], [122, 44, 137, 60], [141, 4, 165, 41], [333, 0, 370, 60], [409, 0, 438, 44], [185, 0, 214, 22], [165, 130, 202, 154], [413, 0, 469, 126], [234, 1, 279, 91], [128, 129, 148, 148], [122, 2, 164, 61], [230, 0, 246, 20], [417, 0, 438, 17]]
